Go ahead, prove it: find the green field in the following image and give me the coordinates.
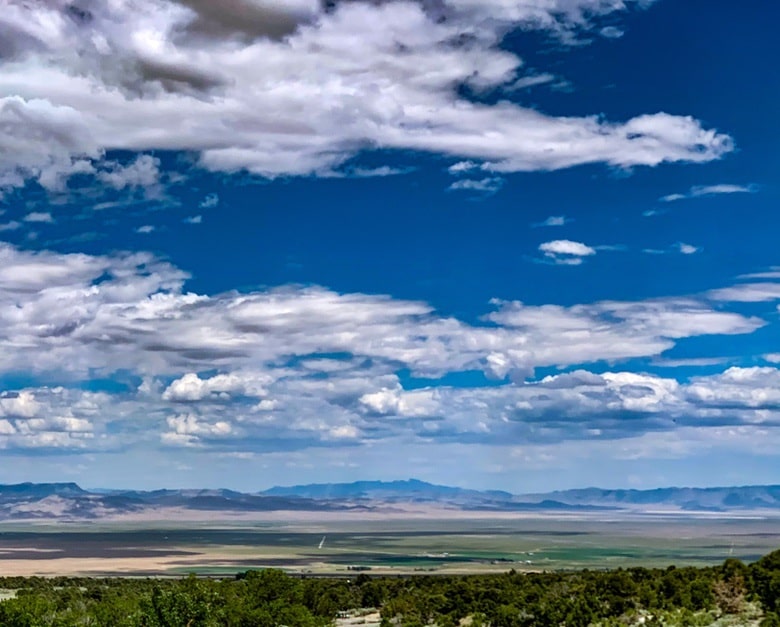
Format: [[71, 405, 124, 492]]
[[0, 516, 778, 576]]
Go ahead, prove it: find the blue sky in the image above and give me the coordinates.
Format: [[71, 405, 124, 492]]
[[0, 0, 778, 492]]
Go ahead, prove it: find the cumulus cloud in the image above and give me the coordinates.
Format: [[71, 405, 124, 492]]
[[97, 155, 161, 191], [0, 0, 731, 193], [538, 239, 596, 264], [149, 366, 780, 451], [0, 97, 101, 193], [0, 391, 41, 418], [357, 366, 780, 447], [660, 183, 758, 202], [358, 386, 439, 418], [11, 362, 780, 455], [162, 413, 233, 447], [684, 367, 780, 414], [162, 371, 270, 402], [0, 388, 104, 450]]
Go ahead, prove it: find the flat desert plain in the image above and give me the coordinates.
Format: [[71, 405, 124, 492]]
[[0, 513, 778, 577]]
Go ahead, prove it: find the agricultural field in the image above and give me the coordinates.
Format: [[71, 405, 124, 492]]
[[0, 515, 778, 577]]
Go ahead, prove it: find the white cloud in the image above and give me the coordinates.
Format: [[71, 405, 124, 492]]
[[163, 371, 270, 402], [0, 241, 774, 456], [0, 391, 41, 418], [0, 96, 101, 193], [483, 296, 762, 380], [0, 241, 765, 384], [660, 183, 758, 202], [0, 221, 22, 232], [693, 184, 756, 196], [651, 357, 729, 368], [328, 424, 360, 440], [162, 413, 233, 447], [538, 239, 595, 264], [599, 26, 624, 38], [358, 388, 404, 416], [448, 177, 504, 193], [684, 367, 780, 413], [3, 351, 780, 457], [23, 212, 54, 223], [358, 386, 439, 418], [0, 387, 104, 450], [199, 193, 219, 209], [507, 73, 557, 91], [708, 283, 780, 303], [0, 0, 730, 192], [677, 242, 699, 255], [533, 215, 569, 227], [97, 155, 161, 191], [350, 166, 412, 178], [0, 243, 132, 293], [183, 215, 202, 224], [539, 239, 595, 256], [447, 161, 479, 174], [135, 225, 155, 234], [739, 268, 780, 280], [643, 242, 700, 255]]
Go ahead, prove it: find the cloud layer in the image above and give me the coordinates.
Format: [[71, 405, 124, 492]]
[[0, 241, 776, 460], [0, 0, 733, 193]]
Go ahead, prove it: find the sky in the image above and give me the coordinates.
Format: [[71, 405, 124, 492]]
[[0, 0, 778, 493]]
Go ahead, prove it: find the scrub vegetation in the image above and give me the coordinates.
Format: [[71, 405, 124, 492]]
[[1, 550, 780, 626]]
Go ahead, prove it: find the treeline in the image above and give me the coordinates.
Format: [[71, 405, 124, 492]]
[[0, 549, 779, 626]]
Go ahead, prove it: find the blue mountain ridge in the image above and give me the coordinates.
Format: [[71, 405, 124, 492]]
[[0, 480, 778, 519]]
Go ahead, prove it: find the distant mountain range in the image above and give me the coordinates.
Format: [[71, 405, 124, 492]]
[[521, 485, 780, 512], [0, 480, 779, 521], [262, 480, 780, 512], [263, 478, 514, 503]]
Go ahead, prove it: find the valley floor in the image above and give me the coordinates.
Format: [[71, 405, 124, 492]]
[[0, 515, 779, 577]]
